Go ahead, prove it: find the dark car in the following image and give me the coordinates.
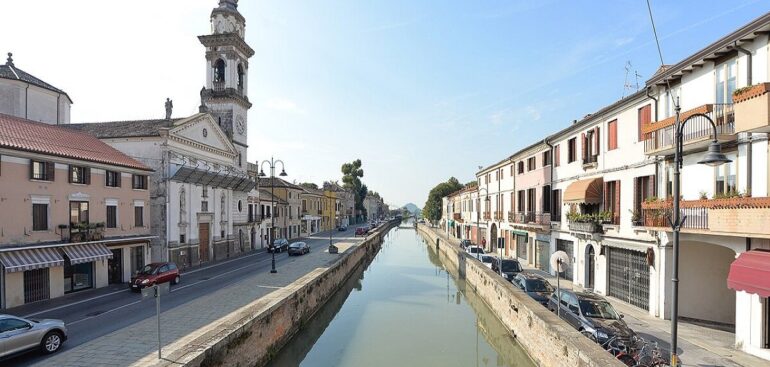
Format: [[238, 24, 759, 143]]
[[513, 273, 554, 306], [268, 238, 290, 253], [288, 242, 310, 256], [130, 262, 180, 291], [355, 227, 368, 236], [491, 258, 523, 281], [337, 225, 347, 231], [547, 289, 636, 345]]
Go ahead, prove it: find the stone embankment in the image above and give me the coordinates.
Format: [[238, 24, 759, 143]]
[[417, 225, 624, 367], [153, 220, 399, 367]]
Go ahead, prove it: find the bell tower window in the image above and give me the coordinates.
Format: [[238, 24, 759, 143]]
[[237, 64, 244, 93], [214, 59, 226, 87]]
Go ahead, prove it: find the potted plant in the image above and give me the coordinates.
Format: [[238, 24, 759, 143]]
[[629, 210, 641, 226]]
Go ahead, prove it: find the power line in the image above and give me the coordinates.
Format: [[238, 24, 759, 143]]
[[646, 0, 676, 108]]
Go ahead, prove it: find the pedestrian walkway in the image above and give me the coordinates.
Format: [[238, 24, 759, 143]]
[[31, 233, 366, 367], [427, 227, 770, 367]]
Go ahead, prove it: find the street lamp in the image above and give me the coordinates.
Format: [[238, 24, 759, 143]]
[[475, 186, 488, 261], [669, 103, 731, 366], [259, 157, 287, 274]]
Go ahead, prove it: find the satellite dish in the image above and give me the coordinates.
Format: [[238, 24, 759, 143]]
[[550, 251, 571, 273]]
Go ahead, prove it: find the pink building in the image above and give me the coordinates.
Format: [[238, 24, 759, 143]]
[[0, 114, 153, 308]]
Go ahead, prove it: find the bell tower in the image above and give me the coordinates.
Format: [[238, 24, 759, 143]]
[[198, 0, 254, 171]]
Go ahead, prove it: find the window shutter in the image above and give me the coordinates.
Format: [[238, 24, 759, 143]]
[[85, 167, 91, 185], [68, 166, 73, 183], [633, 178, 640, 212], [649, 175, 656, 198], [604, 182, 610, 211], [594, 127, 600, 155], [29, 160, 34, 179], [47, 162, 55, 181], [581, 133, 587, 160], [555, 145, 560, 166], [117, 172, 122, 187], [615, 181, 621, 218]]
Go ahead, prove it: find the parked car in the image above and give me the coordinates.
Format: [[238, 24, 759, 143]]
[[480, 255, 496, 269], [491, 258, 523, 281], [459, 239, 472, 249], [547, 289, 637, 345], [0, 314, 68, 358], [337, 225, 347, 231], [268, 238, 290, 253], [355, 227, 368, 236], [513, 273, 554, 306], [465, 245, 485, 256], [288, 242, 310, 256], [130, 262, 180, 291]]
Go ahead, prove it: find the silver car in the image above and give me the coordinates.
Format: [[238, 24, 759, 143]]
[[0, 314, 67, 358]]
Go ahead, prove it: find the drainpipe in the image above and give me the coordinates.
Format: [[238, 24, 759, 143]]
[[732, 42, 753, 194], [646, 87, 661, 197], [544, 137, 554, 220]]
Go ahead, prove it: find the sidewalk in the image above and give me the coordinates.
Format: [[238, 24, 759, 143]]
[[428, 227, 770, 367]]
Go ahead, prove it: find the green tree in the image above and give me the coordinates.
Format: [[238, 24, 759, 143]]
[[423, 177, 463, 222], [299, 182, 319, 190], [341, 159, 367, 210]]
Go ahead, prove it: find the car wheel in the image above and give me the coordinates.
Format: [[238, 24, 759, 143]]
[[173, 275, 180, 285], [41, 331, 63, 354]]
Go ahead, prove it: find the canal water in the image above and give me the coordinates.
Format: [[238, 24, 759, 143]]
[[268, 224, 534, 367]]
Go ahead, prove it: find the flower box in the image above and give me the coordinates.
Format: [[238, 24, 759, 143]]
[[734, 82, 770, 134]]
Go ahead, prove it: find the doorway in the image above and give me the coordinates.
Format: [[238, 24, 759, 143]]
[[586, 245, 595, 289], [490, 223, 497, 253], [108, 249, 123, 284], [199, 223, 210, 262]]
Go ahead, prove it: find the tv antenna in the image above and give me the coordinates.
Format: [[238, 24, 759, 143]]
[[623, 61, 642, 98]]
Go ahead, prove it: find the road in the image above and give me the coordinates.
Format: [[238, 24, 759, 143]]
[[6, 226, 367, 366]]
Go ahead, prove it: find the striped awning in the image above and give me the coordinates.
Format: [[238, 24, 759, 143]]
[[0, 247, 64, 273], [60, 243, 113, 264]]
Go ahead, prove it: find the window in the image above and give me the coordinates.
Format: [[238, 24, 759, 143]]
[[543, 185, 551, 214], [568, 138, 577, 163], [551, 189, 562, 221], [542, 151, 551, 166], [633, 176, 656, 224], [134, 206, 144, 227], [517, 190, 525, 212], [106, 171, 121, 187], [716, 59, 737, 104], [30, 160, 54, 181], [106, 205, 117, 228], [527, 188, 536, 212], [202, 186, 208, 198], [638, 105, 651, 142], [214, 59, 226, 83], [554, 145, 560, 167], [132, 175, 147, 190], [604, 181, 621, 225], [510, 165, 514, 176], [666, 164, 674, 198], [527, 157, 536, 171], [715, 155, 737, 196], [0, 318, 31, 333], [32, 203, 48, 231], [180, 234, 186, 244], [238, 200, 243, 212], [237, 64, 244, 91], [517, 161, 524, 174], [607, 120, 618, 150], [69, 165, 90, 184], [201, 201, 209, 212]]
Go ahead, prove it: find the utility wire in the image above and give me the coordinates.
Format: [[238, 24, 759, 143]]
[[646, 0, 676, 109]]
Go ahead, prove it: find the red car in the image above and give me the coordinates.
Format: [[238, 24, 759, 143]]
[[355, 227, 368, 236], [130, 262, 180, 291]]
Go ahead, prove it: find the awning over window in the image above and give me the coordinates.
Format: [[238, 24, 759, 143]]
[[60, 243, 113, 265], [0, 247, 64, 273], [563, 177, 603, 204], [727, 250, 770, 298]]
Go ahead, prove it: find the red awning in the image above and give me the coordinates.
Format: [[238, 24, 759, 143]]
[[727, 250, 770, 298]]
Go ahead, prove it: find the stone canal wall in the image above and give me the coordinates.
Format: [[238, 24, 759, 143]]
[[156, 220, 399, 367], [417, 225, 625, 367]]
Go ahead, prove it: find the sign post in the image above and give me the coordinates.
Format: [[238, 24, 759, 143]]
[[497, 237, 505, 277], [142, 282, 170, 359]]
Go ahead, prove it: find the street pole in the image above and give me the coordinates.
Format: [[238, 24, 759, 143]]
[[156, 284, 161, 359], [259, 157, 287, 274]]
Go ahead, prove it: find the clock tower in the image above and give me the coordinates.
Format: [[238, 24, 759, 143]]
[[198, 0, 253, 171]]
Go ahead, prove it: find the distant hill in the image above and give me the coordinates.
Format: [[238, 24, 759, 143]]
[[402, 203, 421, 215]]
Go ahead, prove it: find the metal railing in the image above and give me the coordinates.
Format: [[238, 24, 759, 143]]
[[643, 103, 734, 154], [567, 220, 603, 233], [483, 212, 491, 220], [213, 81, 226, 92], [582, 154, 598, 166], [512, 212, 551, 225], [641, 205, 708, 230]]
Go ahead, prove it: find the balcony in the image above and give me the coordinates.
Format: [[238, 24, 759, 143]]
[[734, 83, 770, 134], [567, 220, 603, 234], [640, 196, 770, 236], [483, 212, 491, 220], [493, 211, 504, 221], [213, 81, 226, 92], [643, 103, 734, 156], [453, 213, 461, 220], [511, 212, 551, 226], [582, 154, 598, 169]]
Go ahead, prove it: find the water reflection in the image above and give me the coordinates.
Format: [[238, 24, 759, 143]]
[[267, 226, 534, 367]]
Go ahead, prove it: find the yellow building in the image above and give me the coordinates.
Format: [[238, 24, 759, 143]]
[[322, 190, 339, 231]]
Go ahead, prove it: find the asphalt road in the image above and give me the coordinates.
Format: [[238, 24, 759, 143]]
[[6, 226, 364, 366]]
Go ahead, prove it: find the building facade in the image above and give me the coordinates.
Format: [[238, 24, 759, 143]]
[[300, 188, 323, 236], [0, 53, 72, 125]]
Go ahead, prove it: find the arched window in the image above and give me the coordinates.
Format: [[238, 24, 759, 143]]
[[237, 64, 244, 92], [214, 59, 226, 83]]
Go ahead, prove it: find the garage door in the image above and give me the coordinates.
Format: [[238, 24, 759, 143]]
[[608, 247, 650, 310]]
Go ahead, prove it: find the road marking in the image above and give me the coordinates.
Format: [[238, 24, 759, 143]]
[[255, 285, 282, 289], [23, 289, 130, 318], [68, 299, 144, 326], [182, 250, 266, 275], [170, 256, 273, 293]]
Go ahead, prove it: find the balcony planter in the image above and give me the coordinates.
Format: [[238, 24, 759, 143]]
[[568, 221, 603, 233], [734, 82, 770, 133]]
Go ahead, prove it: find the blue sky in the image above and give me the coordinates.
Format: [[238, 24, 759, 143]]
[[2, 0, 768, 208]]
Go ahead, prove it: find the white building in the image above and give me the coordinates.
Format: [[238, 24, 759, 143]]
[[0, 53, 72, 125]]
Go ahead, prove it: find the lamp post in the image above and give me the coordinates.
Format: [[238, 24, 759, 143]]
[[669, 102, 731, 366], [328, 196, 339, 251], [475, 187, 488, 261], [258, 157, 287, 274]]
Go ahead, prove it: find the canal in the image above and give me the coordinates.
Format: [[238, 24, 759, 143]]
[[268, 224, 535, 367]]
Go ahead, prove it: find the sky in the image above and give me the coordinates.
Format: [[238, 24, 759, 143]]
[[1, 0, 769, 208]]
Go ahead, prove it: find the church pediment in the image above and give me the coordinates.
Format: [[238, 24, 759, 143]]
[[170, 113, 237, 155]]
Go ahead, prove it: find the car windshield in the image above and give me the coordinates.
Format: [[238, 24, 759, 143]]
[[289, 243, 303, 248], [500, 260, 522, 272], [481, 256, 494, 263], [524, 279, 553, 292], [139, 265, 157, 275], [469, 247, 483, 254], [579, 299, 620, 320]]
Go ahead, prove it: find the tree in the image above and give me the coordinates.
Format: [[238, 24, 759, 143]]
[[423, 177, 464, 222], [341, 159, 367, 210]]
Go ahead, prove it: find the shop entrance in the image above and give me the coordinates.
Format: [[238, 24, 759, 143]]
[[108, 249, 123, 284]]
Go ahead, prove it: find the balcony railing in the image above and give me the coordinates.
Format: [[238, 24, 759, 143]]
[[582, 154, 598, 168], [483, 212, 491, 220], [643, 103, 734, 155], [567, 220, 603, 233], [213, 81, 226, 92], [511, 212, 551, 225], [493, 211, 504, 221]]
